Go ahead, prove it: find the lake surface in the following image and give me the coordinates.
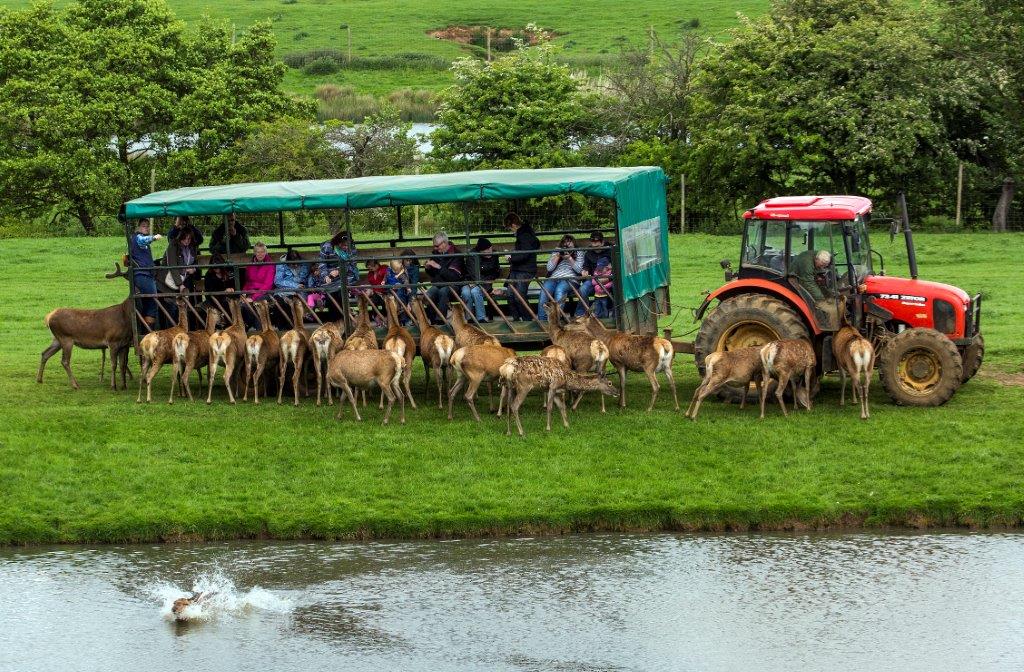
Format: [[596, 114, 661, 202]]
[[2, 532, 1022, 671]]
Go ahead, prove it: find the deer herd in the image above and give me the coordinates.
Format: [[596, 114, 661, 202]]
[[38, 290, 877, 436]]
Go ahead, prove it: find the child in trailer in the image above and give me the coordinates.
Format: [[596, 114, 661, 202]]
[[364, 258, 388, 326], [591, 257, 614, 318]]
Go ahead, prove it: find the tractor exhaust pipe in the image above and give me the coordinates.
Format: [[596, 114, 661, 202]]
[[897, 192, 919, 280]]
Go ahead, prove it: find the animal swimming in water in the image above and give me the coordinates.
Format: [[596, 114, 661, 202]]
[[171, 591, 216, 621]]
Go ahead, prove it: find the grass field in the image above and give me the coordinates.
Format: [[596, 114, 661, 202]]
[[1, 232, 1022, 545], [0, 0, 767, 96]]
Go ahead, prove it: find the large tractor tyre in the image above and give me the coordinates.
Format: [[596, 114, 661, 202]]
[[878, 328, 963, 407], [694, 294, 811, 403], [961, 333, 984, 383]]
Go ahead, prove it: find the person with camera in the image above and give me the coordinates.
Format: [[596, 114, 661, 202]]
[[537, 233, 584, 322]]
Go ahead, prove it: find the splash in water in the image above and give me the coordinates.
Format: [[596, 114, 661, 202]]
[[149, 571, 291, 622]]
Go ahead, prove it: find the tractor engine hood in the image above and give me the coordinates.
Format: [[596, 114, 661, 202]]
[[865, 276, 970, 306]]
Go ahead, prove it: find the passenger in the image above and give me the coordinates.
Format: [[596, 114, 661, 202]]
[[157, 227, 200, 326], [167, 215, 204, 249], [274, 248, 310, 297], [400, 248, 421, 294], [242, 242, 276, 301], [209, 213, 251, 255], [329, 231, 360, 287], [502, 213, 540, 321], [306, 242, 340, 309], [203, 253, 235, 295], [385, 258, 411, 307], [590, 257, 614, 318], [575, 230, 610, 316], [128, 218, 163, 329], [537, 234, 584, 322], [424, 232, 465, 324], [364, 258, 388, 325], [461, 237, 501, 323]]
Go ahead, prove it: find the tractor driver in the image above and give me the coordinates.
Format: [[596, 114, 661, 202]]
[[793, 249, 833, 301], [792, 249, 839, 328]]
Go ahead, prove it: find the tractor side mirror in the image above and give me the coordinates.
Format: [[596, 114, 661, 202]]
[[720, 259, 737, 282]]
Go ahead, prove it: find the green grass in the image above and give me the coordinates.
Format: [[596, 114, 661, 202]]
[[1, 233, 1022, 545], [0, 0, 768, 96]]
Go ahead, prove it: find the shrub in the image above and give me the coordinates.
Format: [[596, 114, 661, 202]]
[[283, 48, 345, 68], [316, 84, 379, 122], [303, 56, 339, 75], [386, 88, 437, 122], [293, 30, 309, 41]]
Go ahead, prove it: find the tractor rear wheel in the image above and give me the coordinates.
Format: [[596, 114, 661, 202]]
[[694, 294, 810, 402], [878, 328, 963, 406]]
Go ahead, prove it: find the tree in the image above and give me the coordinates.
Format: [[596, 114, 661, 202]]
[[430, 46, 598, 170], [327, 104, 418, 178], [0, 0, 307, 234], [231, 117, 347, 183], [689, 0, 967, 210]]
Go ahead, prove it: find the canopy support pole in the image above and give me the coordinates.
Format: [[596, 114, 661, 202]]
[[396, 206, 403, 245], [341, 208, 353, 334], [278, 212, 285, 247]]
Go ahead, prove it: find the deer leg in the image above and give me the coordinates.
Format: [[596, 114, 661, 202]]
[[759, 375, 771, 418], [145, 356, 164, 403], [487, 381, 494, 413], [686, 380, 706, 418], [554, 387, 569, 429], [99, 348, 106, 381], [181, 360, 195, 402], [392, 372, 406, 425], [505, 385, 513, 436], [434, 363, 445, 409], [292, 352, 304, 406], [243, 356, 252, 402], [663, 366, 680, 411], [403, 365, 416, 410], [380, 381, 395, 425], [58, 340, 80, 391], [464, 375, 483, 422], [223, 355, 237, 404], [277, 359, 287, 405], [862, 371, 871, 420], [447, 368, 465, 420], [804, 367, 813, 411], [423, 359, 431, 394], [206, 356, 218, 404], [617, 366, 627, 408], [348, 383, 363, 421], [775, 373, 791, 417], [511, 386, 530, 437], [254, 361, 266, 405], [168, 358, 179, 404], [839, 369, 847, 406], [544, 386, 554, 431], [312, 355, 323, 406], [644, 369, 660, 412], [38, 339, 61, 383]]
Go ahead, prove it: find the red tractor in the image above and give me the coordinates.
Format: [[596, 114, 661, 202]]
[[694, 195, 984, 406]]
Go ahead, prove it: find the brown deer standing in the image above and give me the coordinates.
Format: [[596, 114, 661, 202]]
[[449, 300, 500, 348], [382, 294, 417, 409], [39, 297, 134, 391], [500, 355, 619, 436], [447, 343, 516, 421], [583, 314, 679, 412], [169, 306, 220, 403], [833, 326, 875, 420], [310, 315, 345, 406], [278, 296, 311, 406], [412, 297, 455, 408], [685, 346, 763, 420], [206, 299, 246, 404], [344, 294, 379, 407], [137, 297, 190, 403], [327, 349, 405, 424], [243, 301, 281, 404], [759, 339, 815, 418], [544, 302, 611, 412]]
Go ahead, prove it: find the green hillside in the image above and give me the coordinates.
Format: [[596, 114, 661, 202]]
[[0, 0, 767, 96]]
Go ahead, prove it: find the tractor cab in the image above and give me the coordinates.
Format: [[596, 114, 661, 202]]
[[736, 196, 873, 330]]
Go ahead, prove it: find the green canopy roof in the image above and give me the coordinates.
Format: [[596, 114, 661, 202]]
[[123, 167, 666, 218]]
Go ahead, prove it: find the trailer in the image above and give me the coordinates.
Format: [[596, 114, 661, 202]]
[[119, 166, 673, 346]]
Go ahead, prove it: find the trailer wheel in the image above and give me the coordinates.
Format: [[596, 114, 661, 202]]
[[961, 332, 984, 383], [878, 328, 963, 406], [694, 294, 810, 402]]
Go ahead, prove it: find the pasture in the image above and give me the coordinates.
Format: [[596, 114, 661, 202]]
[[0, 0, 769, 95], [1, 232, 1022, 545]]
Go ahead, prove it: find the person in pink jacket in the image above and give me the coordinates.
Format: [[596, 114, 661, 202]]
[[241, 241, 277, 328]]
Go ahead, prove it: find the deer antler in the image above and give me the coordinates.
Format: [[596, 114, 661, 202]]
[[105, 262, 129, 279]]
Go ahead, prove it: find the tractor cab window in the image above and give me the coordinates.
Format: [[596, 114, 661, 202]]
[[741, 219, 788, 275], [832, 216, 872, 283], [789, 220, 839, 296]]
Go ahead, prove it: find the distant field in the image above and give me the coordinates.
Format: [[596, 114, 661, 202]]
[[1, 232, 1022, 545], [0, 0, 768, 96]]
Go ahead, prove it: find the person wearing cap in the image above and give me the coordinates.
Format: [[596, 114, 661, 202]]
[[502, 212, 540, 321], [460, 237, 501, 322], [575, 230, 611, 316]]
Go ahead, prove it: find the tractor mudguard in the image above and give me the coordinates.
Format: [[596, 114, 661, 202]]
[[695, 279, 822, 334]]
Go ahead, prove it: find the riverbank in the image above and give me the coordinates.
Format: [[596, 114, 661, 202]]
[[1, 233, 1022, 546]]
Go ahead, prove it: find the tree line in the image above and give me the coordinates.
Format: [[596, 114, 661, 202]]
[[0, 0, 1020, 234]]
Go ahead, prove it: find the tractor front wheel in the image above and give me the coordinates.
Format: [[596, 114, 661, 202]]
[[878, 328, 963, 406], [694, 294, 810, 402]]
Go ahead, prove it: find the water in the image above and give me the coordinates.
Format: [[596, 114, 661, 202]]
[[1, 532, 1022, 671]]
